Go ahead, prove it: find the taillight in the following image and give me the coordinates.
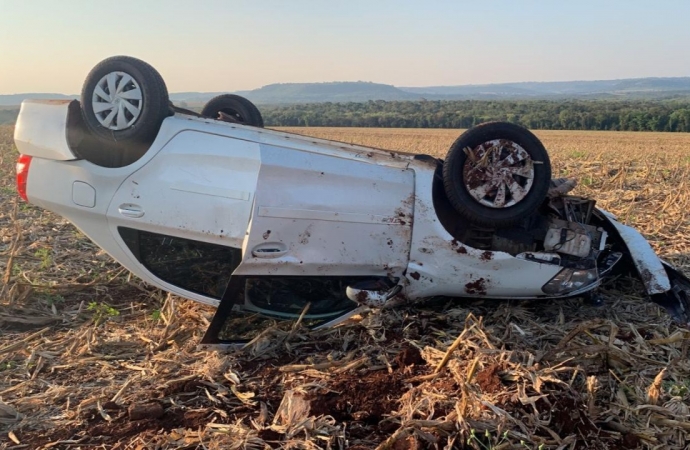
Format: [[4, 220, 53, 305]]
[[16, 154, 32, 202]]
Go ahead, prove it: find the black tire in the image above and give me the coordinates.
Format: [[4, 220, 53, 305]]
[[80, 56, 171, 145], [201, 94, 264, 127], [442, 122, 551, 228]]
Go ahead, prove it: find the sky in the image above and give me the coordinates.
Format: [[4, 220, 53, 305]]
[[1, 0, 689, 95]]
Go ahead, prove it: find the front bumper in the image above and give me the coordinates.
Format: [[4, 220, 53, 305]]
[[598, 209, 670, 295]]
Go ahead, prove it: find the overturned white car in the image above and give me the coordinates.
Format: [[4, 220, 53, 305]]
[[13, 56, 690, 345]]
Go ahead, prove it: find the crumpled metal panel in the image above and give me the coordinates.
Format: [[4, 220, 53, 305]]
[[599, 210, 670, 294], [404, 163, 562, 300]]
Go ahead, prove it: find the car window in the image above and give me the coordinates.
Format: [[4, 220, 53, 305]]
[[118, 227, 241, 299]]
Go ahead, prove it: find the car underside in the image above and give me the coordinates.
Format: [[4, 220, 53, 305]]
[[12, 56, 690, 347]]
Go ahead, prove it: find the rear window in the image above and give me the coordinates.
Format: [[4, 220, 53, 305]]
[[118, 227, 241, 299]]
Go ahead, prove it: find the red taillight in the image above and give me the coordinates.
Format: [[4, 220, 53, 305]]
[[16, 154, 32, 202]]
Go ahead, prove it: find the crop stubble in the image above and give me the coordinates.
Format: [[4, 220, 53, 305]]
[[1, 125, 690, 449]]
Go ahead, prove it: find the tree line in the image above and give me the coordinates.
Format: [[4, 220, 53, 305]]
[[0, 108, 18, 126], [260, 99, 690, 132]]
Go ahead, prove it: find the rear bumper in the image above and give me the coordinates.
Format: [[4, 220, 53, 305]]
[[14, 100, 79, 161]]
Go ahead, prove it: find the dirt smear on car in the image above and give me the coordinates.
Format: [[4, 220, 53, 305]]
[[465, 277, 487, 295]]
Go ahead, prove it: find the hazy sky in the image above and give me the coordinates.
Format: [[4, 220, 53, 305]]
[[1, 0, 689, 94]]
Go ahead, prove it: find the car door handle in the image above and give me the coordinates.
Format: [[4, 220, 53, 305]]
[[118, 204, 144, 218], [252, 242, 288, 258]]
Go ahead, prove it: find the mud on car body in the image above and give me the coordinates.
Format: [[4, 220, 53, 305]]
[[13, 56, 690, 346]]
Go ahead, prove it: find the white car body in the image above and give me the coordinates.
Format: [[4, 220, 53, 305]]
[[13, 99, 689, 342]]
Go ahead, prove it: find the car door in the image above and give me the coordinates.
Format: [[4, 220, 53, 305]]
[[235, 142, 415, 279], [106, 130, 261, 304]]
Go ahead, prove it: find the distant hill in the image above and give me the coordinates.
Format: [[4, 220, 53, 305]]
[[168, 92, 226, 104], [3, 77, 690, 111], [0, 93, 77, 106], [400, 77, 690, 99], [236, 82, 421, 104]]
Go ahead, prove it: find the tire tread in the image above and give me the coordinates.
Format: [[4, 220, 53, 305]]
[[201, 94, 264, 127], [442, 122, 552, 228]]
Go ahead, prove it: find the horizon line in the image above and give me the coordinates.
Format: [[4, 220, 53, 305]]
[[2, 75, 690, 97]]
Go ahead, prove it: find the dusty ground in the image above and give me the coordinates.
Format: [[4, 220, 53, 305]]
[[1, 125, 690, 449]]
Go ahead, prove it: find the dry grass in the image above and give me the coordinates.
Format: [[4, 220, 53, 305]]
[[1, 125, 690, 449]]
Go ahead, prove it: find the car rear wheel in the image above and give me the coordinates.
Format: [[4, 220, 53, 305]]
[[201, 94, 264, 127], [442, 122, 552, 228], [80, 56, 171, 145]]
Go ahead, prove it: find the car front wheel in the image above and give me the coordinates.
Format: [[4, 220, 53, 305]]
[[442, 122, 552, 228]]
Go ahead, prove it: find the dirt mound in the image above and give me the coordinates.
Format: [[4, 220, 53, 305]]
[[394, 344, 424, 367], [474, 363, 502, 393], [311, 368, 412, 423]]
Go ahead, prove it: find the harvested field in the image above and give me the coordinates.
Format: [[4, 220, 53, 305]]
[[1, 124, 690, 449]]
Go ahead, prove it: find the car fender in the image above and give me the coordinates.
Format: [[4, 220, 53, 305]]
[[597, 209, 670, 294]]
